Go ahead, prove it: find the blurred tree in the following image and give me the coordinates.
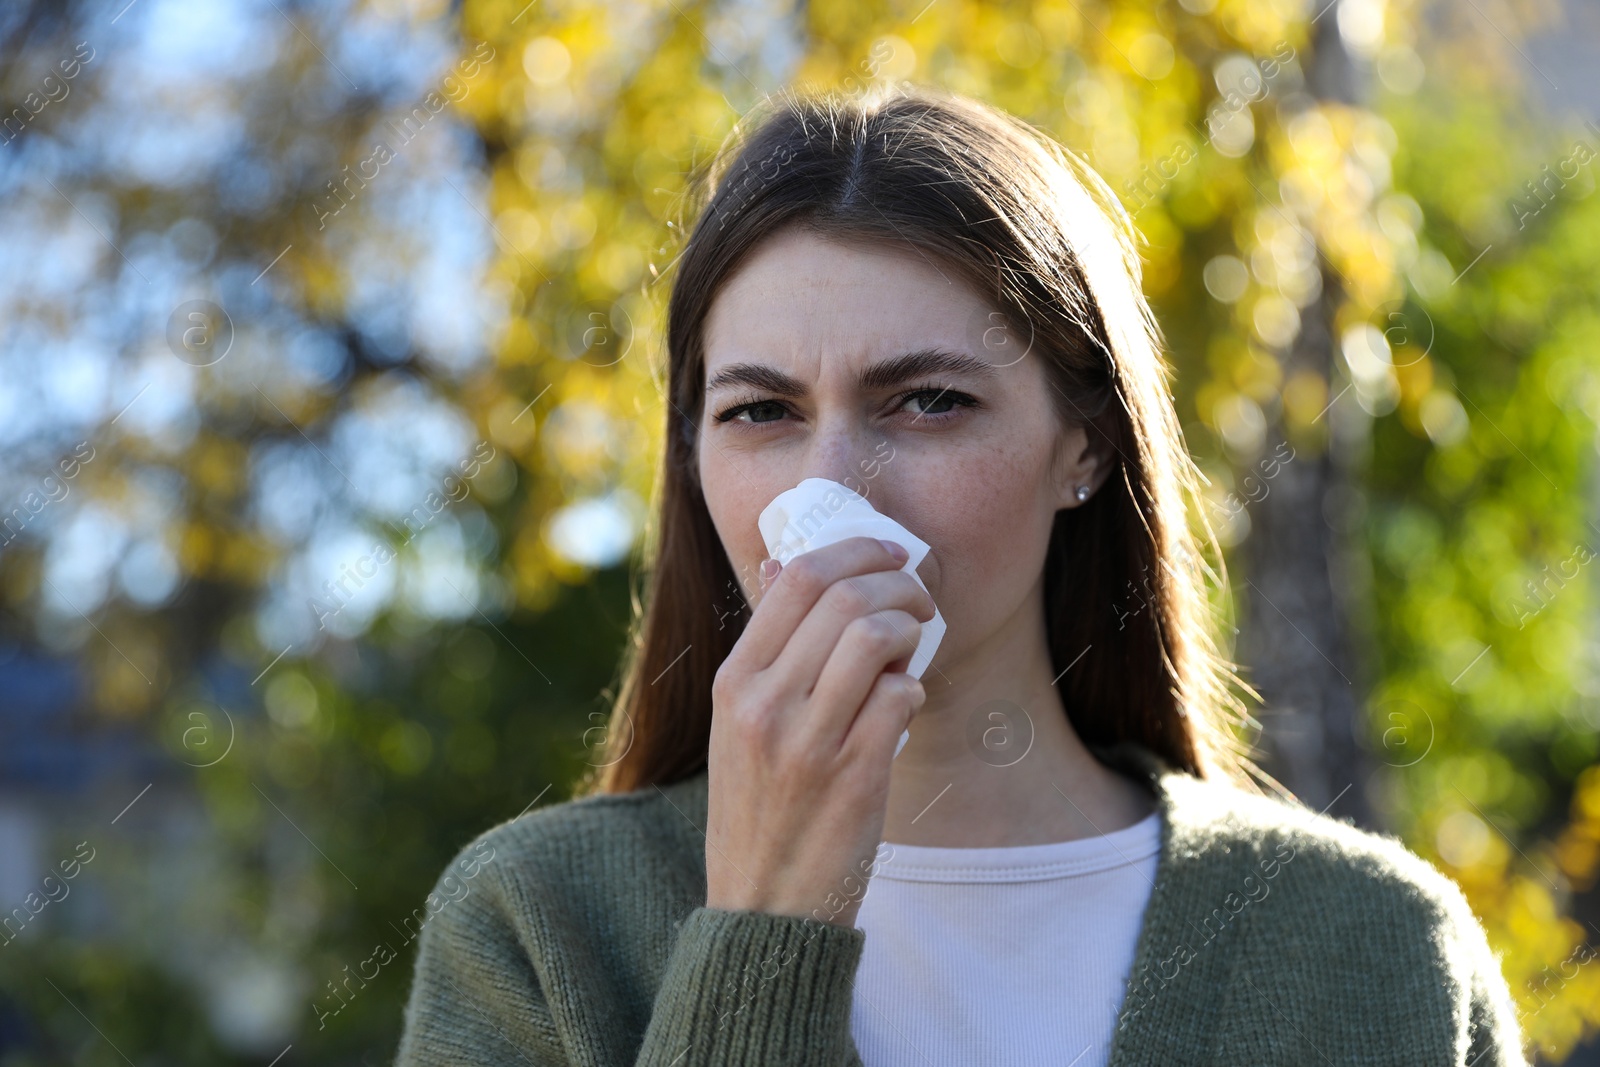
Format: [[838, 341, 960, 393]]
[[0, 0, 626, 1062], [1228, 0, 1375, 829]]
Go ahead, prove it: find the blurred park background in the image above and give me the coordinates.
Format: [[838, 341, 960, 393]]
[[2, 0, 1599, 1061]]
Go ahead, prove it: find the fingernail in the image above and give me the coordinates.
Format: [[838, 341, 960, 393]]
[[759, 558, 780, 581], [879, 539, 909, 562]]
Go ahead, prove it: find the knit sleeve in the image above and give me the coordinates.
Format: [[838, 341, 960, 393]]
[[393, 846, 568, 1066], [394, 844, 869, 1066], [1450, 897, 1531, 1066], [1463, 960, 1530, 1067], [634, 906, 867, 1066]]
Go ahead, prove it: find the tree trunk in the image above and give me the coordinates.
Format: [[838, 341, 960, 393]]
[[1236, 3, 1379, 830]]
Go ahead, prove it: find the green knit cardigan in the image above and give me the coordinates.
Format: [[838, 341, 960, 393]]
[[393, 742, 1531, 1065]]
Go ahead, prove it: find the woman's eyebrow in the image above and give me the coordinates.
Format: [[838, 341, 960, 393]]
[[704, 348, 997, 395]]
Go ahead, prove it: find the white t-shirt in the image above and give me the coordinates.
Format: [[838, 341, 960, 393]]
[[849, 809, 1162, 1067]]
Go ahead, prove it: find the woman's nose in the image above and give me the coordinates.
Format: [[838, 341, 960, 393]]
[[800, 443, 895, 498]]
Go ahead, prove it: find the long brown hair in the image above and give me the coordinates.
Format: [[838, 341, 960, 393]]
[[575, 82, 1267, 798]]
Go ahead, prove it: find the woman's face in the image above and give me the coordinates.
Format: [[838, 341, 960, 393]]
[[697, 226, 1102, 672]]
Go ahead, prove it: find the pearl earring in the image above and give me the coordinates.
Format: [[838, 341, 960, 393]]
[[1075, 485, 1091, 502]]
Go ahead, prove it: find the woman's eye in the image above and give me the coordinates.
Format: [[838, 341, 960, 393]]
[[720, 400, 786, 424], [714, 388, 976, 428], [736, 403, 787, 422], [902, 388, 977, 419], [903, 390, 959, 417]]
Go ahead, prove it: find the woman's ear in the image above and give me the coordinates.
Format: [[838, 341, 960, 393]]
[[1050, 420, 1098, 508], [1050, 417, 1117, 508]]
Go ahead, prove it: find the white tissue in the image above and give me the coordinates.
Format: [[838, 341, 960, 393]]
[[756, 477, 945, 759]]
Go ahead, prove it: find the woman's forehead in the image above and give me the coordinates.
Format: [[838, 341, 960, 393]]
[[701, 231, 994, 380]]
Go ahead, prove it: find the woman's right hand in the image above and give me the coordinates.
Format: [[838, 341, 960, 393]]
[[704, 535, 937, 928]]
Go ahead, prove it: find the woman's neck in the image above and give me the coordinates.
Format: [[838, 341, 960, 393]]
[[881, 583, 1156, 848]]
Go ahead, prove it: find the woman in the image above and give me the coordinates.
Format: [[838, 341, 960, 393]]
[[394, 84, 1528, 1066]]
